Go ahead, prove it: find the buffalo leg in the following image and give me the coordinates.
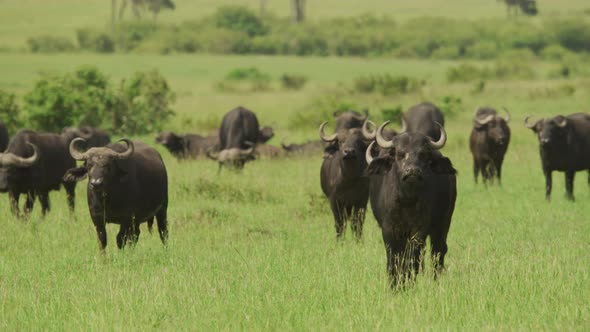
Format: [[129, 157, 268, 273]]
[[24, 191, 35, 216], [63, 181, 76, 212], [9, 191, 20, 217], [496, 160, 503, 185], [565, 171, 575, 201], [330, 200, 346, 239], [473, 159, 480, 184], [156, 205, 169, 246], [350, 206, 365, 241], [430, 233, 449, 278], [129, 219, 140, 246], [95, 222, 107, 251], [146, 217, 154, 234], [38, 192, 50, 216], [544, 169, 552, 200], [116, 223, 132, 249], [382, 225, 405, 287]]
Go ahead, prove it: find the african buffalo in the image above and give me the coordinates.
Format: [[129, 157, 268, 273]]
[[334, 109, 368, 131], [0, 120, 8, 152], [155, 131, 218, 160], [401, 102, 445, 140], [319, 123, 371, 240], [208, 106, 267, 169], [366, 121, 456, 286], [470, 107, 511, 184], [62, 126, 111, 148], [525, 113, 590, 200], [64, 138, 168, 251], [0, 130, 76, 217]]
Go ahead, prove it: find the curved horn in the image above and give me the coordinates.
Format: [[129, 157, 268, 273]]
[[206, 148, 219, 161], [524, 116, 538, 129], [69, 138, 90, 161], [554, 116, 567, 128], [362, 119, 376, 140], [502, 107, 510, 123], [365, 141, 376, 165], [400, 118, 407, 133], [319, 122, 338, 143], [113, 138, 134, 159], [376, 121, 395, 149], [428, 123, 446, 150], [475, 114, 495, 126], [2, 142, 39, 167]]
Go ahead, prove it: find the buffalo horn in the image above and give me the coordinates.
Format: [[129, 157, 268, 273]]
[[428, 123, 446, 150], [365, 141, 376, 164], [319, 122, 338, 142], [400, 118, 407, 133], [0, 143, 39, 167], [376, 121, 394, 149], [475, 114, 495, 126], [502, 107, 511, 123], [114, 139, 134, 159], [69, 138, 90, 160], [362, 119, 376, 140], [554, 117, 567, 128], [524, 116, 538, 129]]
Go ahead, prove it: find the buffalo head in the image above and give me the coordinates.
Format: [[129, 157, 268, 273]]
[[155, 131, 185, 154], [473, 107, 511, 146], [206, 145, 255, 169], [258, 126, 274, 144], [0, 142, 39, 192], [366, 121, 454, 198], [525, 115, 567, 147], [64, 138, 134, 191], [320, 122, 369, 174]]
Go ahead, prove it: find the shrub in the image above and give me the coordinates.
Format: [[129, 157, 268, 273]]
[[0, 90, 22, 134], [528, 84, 576, 98], [27, 35, 75, 53], [289, 91, 358, 129], [446, 64, 488, 83], [226, 67, 270, 81], [493, 60, 535, 80], [439, 95, 463, 118], [113, 22, 158, 52], [540, 44, 574, 61], [214, 5, 268, 37], [76, 28, 115, 53], [353, 74, 421, 95], [554, 20, 590, 52], [466, 41, 499, 60], [380, 106, 403, 123], [280, 74, 307, 90]]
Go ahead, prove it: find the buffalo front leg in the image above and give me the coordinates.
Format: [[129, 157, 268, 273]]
[[116, 223, 132, 249], [565, 170, 575, 201], [473, 159, 480, 184], [156, 205, 169, 247], [63, 181, 76, 213], [9, 191, 20, 218], [381, 225, 405, 287], [94, 221, 107, 251], [24, 191, 36, 216], [350, 206, 366, 241], [38, 192, 50, 216], [330, 200, 346, 240], [430, 233, 449, 278], [544, 169, 552, 200]]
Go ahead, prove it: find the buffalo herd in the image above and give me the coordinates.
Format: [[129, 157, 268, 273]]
[[0, 102, 588, 287]]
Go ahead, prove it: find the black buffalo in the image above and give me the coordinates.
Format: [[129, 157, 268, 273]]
[[64, 138, 168, 251], [366, 121, 456, 286], [334, 109, 368, 131], [525, 113, 590, 200], [155, 131, 218, 160], [470, 107, 511, 184], [401, 102, 445, 140], [0, 120, 8, 152], [319, 123, 371, 240], [0, 130, 76, 217], [62, 126, 111, 148], [207, 106, 269, 169]]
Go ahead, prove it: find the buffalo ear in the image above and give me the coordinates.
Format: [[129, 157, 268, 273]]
[[366, 157, 393, 176], [63, 167, 88, 182], [431, 156, 457, 175], [323, 142, 339, 156]]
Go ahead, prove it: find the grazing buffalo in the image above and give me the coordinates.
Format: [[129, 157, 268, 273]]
[[155, 131, 218, 160], [525, 113, 590, 200], [334, 110, 368, 131], [0, 130, 76, 217], [401, 102, 445, 140], [208, 106, 267, 169], [64, 138, 168, 251], [366, 121, 456, 286], [281, 139, 324, 156], [319, 123, 371, 240], [0, 120, 8, 152], [470, 107, 511, 184], [62, 126, 111, 148]]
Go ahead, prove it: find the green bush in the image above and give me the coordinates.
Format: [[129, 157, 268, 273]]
[[76, 28, 115, 53], [380, 106, 403, 123], [439, 95, 463, 118], [446, 64, 488, 83], [113, 22, 158, 52], [540, 44, 574, 61], [214, 5, 268, 37], [280, 74, 307, 90], [554, 19, 590, 52], [0, 91, 23, 134], [226, 67, 270, 81], [27, 35, 75, 53], [353, 74, 421, 95], [289, 91, 358, 129], [466, 41, 499, 60]]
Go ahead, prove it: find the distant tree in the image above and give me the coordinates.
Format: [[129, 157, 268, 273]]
[[499, 0, 538, 17], [117, 0, 175, 22], [291, 0, 305, 23]]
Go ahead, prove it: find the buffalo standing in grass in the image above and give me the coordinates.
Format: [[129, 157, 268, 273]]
[[401, 102, 445, 140], [64, 138, 168, 251], [62, 126, 111, 148], [0, 130, 76, 217], [207, 106, 271, 169], [366, 121, 456, 286], [470, 107, 511, 184], [319, 123, 371, 240], [0, 120, 8, 152], [525, 113, 590, 200], [155, 131, 218, 160]]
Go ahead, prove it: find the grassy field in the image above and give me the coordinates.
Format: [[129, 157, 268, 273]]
[[0, 52, 589, 330], [1, 0, 590, 329]]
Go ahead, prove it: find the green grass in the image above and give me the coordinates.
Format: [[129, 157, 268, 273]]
[[0, 52, 589, 329]]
